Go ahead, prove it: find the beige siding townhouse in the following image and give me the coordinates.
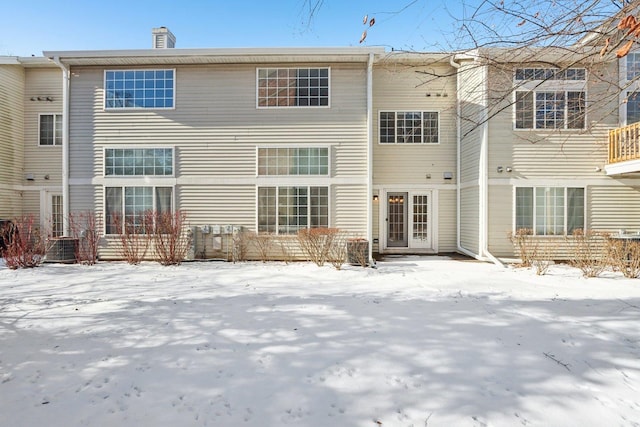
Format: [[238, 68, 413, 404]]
[[457, 47, 640, 260], [0, 57, 63, 234]]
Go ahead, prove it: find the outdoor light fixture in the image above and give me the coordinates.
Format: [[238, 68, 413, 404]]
[[373, 195, 379, 201]]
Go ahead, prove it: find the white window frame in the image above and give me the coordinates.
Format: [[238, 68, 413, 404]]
[[378, 111, 440, 144], [513, 67, 587, 131], [513, 186, 586, 236], [38, 113, 62, 146], [256, 185, 330, 235], [103, 147, 175, 177], [104, 69, 176, 110], [256, 67, 331, 109], [104, 185, 175, 235], [620, 52, 640, 126], [256, 146, 331, 176]]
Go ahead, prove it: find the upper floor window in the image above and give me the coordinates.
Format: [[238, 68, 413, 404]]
[[257, 68, 329, 107], [105, 148, 173, 176], [257, 147, 329, 176], [627, 53, 640, 80], [105, 70, 174, 109], [379, 111, 439, 144], [515, 68, 586, 81], [39, 114, 62, 146], [515, 91, 585, 129]]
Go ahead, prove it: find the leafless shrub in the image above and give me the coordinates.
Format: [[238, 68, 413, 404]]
[[1, 215, 46, 269], [297, 228, 340, 266], [509, 228, 536, 267], [607, 237, 640, 279], [251, 232, 274, 263], [329, 231, 349, 270], [69, 210, 102, 265], [347, 237, 369, 267], [149, 210, 192, 266], [569, 229, 609, 278], [532, 244, 555, 276], [278, 236, 296, 264], [111, 213, 151, 265], [232, 230, 250, 263]]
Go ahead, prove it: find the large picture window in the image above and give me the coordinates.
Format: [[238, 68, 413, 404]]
[[105, 148, 173, 176], [515, 91, 585, 129], [515, 187, 584, 236], [257, 147, 329, 176], [379, 111, 439, 144], [105, 69, 174, 109], [257, 68, 329, 107], [105, 186, 173, 234], [258, 186, 328, 234], [39, 114, 62, 146]]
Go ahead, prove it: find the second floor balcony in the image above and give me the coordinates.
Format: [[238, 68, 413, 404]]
[[606, 121, 640, 175]]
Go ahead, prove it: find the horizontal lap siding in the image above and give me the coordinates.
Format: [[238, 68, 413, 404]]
[[590, 185, 640, 232], [0, 66, 24, 217], [372, 63, 457, 185], [24, 68, 63, 186], [69, 64, 368, 260], [438, 189, 457, 252]]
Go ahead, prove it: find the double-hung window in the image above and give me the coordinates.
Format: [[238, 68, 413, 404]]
[[515, 187, 584, 236], [104, 147, 174, 234], [257, 68, 330, 107], [257, 146, 329, 234], [105, 69, 175, 109], [39, 114, 62, 146], [514, 67, 586, 130], [379, 111, 439, 144]]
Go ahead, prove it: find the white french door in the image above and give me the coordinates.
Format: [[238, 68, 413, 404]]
[[384, 190, 433, 251]]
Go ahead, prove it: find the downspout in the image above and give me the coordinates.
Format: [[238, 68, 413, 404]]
[[478, 63, 503, 267], [50, 56, 70, 236], [366, 52, 374, 264], [451, 54, 503, 266]]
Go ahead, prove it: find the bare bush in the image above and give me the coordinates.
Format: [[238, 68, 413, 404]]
[[297, 228, 340, 266], [251, 232, 274, 263], [69, 210, 102, 265], [278, 236, 296, 264], [329, 231, 349, 270], [607, 237, 640, 279], [111, 213, 151, 265], [509, 228, 537, 268], [149, 210, 192, 266], [569, 229, 609, 278], [232, 230, 250, 263], [1, 215, 46, 269], [347, 237, 369, 267], [532, 245, 554, 276]]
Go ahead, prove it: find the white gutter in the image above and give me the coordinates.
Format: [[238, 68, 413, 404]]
[[451, 53, 503, 267], [366, 52, 374, 264], [50, 56, 71, 236]]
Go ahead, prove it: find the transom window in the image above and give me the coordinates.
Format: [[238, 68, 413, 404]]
[[105, 148, 173, 176], [105, 70, 174, 109], [257, 68, 329, 107], [515, 68, 586, 81], [258, 186, 328, 234], [515, 91, 585, 129], [379, 111, 439, 144], [258, 147, 329, 175], [105, 186, 173, 234], [39, 114, 62, 146], [516, 187, 584, 236]]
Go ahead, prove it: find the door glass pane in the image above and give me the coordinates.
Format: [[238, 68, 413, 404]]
[[412, 195, 428, 241], [388, 193, 407, 247], [51, 195, 63, 237]]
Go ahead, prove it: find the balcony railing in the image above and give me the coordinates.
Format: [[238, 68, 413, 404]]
[[609, 122, 640, 164]]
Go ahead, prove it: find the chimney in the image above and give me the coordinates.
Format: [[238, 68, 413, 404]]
[[152, 27, 176, 49]]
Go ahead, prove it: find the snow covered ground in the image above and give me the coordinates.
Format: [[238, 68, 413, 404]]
[[1, 256, 640, 427]]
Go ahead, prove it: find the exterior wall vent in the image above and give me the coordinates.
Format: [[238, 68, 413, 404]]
[[152, 27, 176, 49]]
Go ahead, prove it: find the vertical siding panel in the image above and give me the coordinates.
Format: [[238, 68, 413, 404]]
[[437, 189, 457, 252]]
